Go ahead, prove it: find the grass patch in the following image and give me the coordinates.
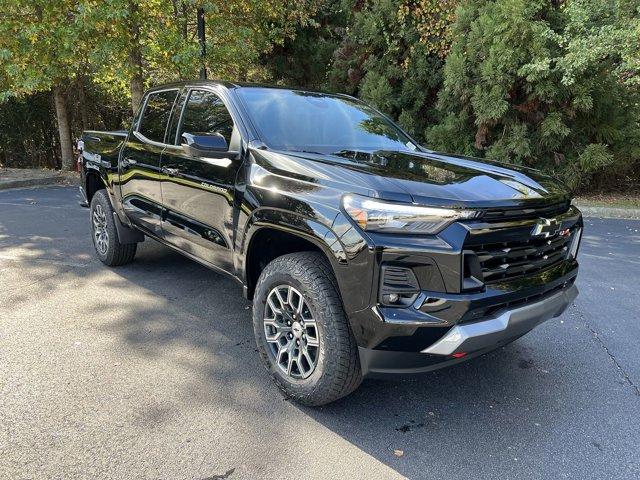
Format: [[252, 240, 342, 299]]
[[575, 194, 640, 209]]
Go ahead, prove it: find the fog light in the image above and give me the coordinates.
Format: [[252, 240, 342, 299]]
[[388, 293, 399, 303]]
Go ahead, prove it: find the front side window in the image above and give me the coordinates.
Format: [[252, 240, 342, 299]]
[[178, 90, 234, 146], [137, 90, 178, 143]]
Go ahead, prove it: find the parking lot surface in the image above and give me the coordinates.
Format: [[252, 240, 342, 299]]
[[1, 186, 639, 479]]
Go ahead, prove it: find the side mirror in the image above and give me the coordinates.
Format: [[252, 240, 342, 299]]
[[180, 132, 241, 161], [181, 132, 228, 155]]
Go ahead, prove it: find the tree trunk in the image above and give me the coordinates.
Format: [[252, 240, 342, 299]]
[[128, 0, 145, 114], [129, 70, 144, 114], [77, 77, 89, 131], [53, 86, 74, 171]]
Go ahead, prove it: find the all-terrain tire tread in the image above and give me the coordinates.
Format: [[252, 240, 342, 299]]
[[253, 251, 362, 406]]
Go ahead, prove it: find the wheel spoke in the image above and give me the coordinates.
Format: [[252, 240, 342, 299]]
[[285, 286, 293, 306], [294, 291, 304, 315], [274, 287, 287, 310], [263, 320, 291, 342], [301, 349, 314, 371], [263, 321, 281, 342], [286, 343, 295, 375], [266, 297, 281, 316], [305, 335, 319, 347]]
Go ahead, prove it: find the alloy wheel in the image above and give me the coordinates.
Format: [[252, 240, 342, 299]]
[[92, 203, 109, 255], [263, 284, 319, 379]]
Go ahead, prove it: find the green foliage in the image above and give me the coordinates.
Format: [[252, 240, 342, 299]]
[[261, 0, 349, 89], [0, 0, 85, 94], [0, 93, 60, 168], [0, 0, 638, 192], [427, 0, 640, 191], [326, 0, 457, 137]]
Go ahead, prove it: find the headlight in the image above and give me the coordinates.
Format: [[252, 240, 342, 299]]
[[342, 194, 479, 234]]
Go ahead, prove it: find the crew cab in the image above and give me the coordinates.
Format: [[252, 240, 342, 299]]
[[79, 81, 582, 406]]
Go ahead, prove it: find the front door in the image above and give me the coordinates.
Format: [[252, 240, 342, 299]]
[[160, 88, 241, 272], [119, 89, 178, 235]]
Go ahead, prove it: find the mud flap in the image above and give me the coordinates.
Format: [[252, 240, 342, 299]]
[[112, 212, 145, 244]]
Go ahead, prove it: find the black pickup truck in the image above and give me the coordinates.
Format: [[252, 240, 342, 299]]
[[79, 81, 582, 405]]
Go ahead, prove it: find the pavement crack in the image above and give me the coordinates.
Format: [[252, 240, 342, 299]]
[[200, 468, 235, 480], [576, 311, 640, 397]]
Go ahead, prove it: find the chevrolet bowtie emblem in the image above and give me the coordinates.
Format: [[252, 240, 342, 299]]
[[532, 217, 561, 238]]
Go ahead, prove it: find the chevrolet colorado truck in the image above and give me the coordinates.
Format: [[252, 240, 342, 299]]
[[79, 81, 582, 406]]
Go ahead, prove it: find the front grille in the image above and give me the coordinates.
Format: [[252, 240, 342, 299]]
[[460, 276, 576, 324], [482, 200, 570, 222], [467, 229, 575, 284]]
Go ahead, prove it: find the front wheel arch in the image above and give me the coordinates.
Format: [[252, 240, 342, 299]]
[[244, 225, 338, 300]]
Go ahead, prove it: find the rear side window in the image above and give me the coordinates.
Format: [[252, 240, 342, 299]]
[[137, 90, 178, 143], [178, 90, 234, 146]]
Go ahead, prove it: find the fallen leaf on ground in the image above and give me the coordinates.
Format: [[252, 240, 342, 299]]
[[393, 449, 404, 457]]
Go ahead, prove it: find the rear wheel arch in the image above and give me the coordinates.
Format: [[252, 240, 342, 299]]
[[85, 170, 105, 203]]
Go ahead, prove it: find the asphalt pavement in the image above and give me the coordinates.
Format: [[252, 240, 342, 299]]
[[1, 186, 639, 480]]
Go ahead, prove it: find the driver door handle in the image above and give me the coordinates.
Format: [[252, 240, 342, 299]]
[[162, 167, 180, 176]]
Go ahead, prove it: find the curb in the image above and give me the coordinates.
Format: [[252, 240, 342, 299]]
[[0, 175, 77, 191], [574, 204, 640, 220]]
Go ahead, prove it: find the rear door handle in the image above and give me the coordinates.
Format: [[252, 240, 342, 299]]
[[162, 167, 180, 176]]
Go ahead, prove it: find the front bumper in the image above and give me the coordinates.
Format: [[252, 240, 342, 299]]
[[422, 283, 577, 355], [359, 283, 577, 377]]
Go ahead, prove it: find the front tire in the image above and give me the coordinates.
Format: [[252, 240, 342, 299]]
[[90, 190, 137, 266], [253, 252, 362, 406]]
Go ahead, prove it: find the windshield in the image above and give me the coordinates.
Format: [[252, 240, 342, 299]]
[[237, 88, 417, 154]]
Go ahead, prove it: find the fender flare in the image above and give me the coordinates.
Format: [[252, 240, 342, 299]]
[[238, 208, 347, 293], [240, 208, 347, 268]]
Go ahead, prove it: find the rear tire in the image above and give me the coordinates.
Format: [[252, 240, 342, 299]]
[[90, 190, 137, 266], [253, 252, 362, 406]]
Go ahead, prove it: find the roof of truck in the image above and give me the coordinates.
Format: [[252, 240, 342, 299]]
[[145, 80, 342, 97]]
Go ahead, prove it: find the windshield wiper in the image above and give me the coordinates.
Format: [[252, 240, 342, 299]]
[[331, 149, 379, 160], [288, 149, 326, 156]]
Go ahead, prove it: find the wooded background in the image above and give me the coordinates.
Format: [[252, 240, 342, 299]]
[[0, 0, 638, 193]]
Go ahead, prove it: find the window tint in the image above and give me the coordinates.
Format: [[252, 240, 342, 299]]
[[166, 91, 187, 145], [178, 90, 234, 146], [138, 90, 178, 143]]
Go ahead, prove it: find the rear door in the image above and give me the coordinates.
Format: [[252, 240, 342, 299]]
[[119, 88, 179, 235], [160, 88, 242, 272]]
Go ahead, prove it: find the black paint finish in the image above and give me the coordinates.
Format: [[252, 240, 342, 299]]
[[79, 81, 582, 372]]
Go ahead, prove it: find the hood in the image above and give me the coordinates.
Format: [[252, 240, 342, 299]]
[[253, 148, 571, 209]]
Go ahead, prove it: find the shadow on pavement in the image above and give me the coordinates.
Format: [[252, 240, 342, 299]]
[[3, 187, 637, 479]]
